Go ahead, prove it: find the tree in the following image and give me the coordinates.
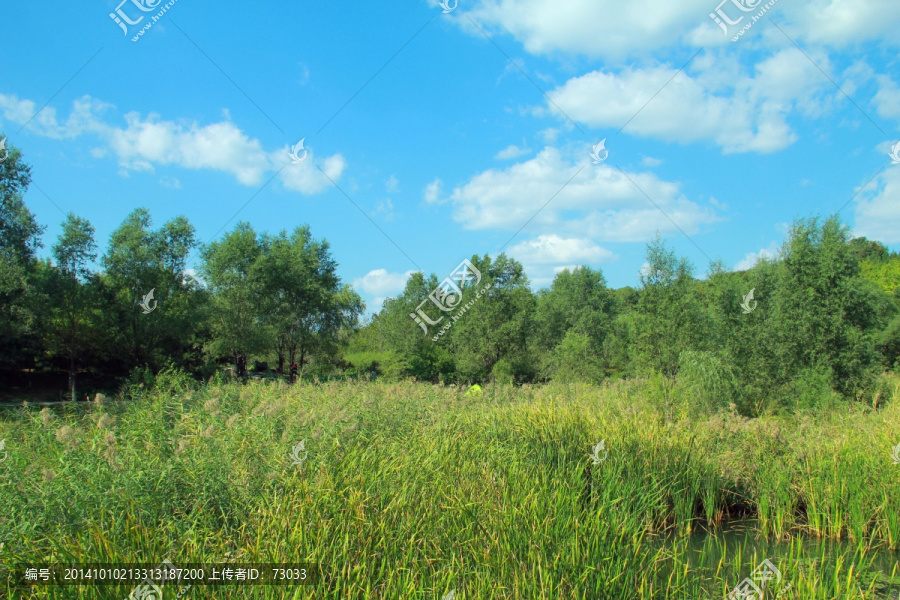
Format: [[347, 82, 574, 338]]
[[767, 216, 884, 399], [534, 266, 613, 381], [447, 254, 535, 383], [46, 214, 97, 401], [377, 271, 455, 381], [632, 234, 704, 378], [256, 227, 363, 379], [101, 209, 204, 373], [0, 136, 44, 367], [0, 134, 42, 263], [201, 222, 269, 375]]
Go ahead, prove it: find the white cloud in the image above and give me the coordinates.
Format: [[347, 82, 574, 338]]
[[539, 127, 560, 143], [386, 175, 399, 193], [0, 93, 345, 194], [446, 146, 718, 242], [853, 166, 900, 244], [108, 113, 273, 185], [375, 198, 395, 222], [464, 0, 711, 61], [734, 241, 779, 271], [495, 143, 532, 160], [423, 178, 444, 204], [642, 155, 663, 167], [508, 234, 615, 264], [0, 93, 111, 139], [463, 0, 900, 61], [353, 269, 418, 296], [278, 148, 347, 194], [159, 175, 181, 189], [541, 48, 838, 153]]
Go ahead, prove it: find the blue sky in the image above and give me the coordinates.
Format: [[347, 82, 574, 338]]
[[2, 0, 899, 313]]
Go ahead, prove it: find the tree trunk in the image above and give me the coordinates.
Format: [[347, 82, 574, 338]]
[[68, 353, 77, 402]]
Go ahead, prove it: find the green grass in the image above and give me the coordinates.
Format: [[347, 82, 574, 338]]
[[1, 375, 899, 599]]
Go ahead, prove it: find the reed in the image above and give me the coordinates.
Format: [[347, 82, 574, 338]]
[[1, 376, 898, 598]]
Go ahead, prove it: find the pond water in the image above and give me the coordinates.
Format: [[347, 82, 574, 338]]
[[662, 519, 900, 598]]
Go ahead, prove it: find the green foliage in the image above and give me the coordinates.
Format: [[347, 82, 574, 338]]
[[676, 350, 738, 416], [3, 379, 898, 598], [633, 234, 705, 377]]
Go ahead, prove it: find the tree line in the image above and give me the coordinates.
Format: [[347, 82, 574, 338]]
[[0, 140, 362, 400], [351, 224, 900, 414], [3, 137, 899, 413]]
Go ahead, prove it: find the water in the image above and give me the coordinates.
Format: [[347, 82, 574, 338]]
[[660, 519, 900, 598]]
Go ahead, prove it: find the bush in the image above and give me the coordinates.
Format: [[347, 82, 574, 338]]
[[676, 351, 738, 417]]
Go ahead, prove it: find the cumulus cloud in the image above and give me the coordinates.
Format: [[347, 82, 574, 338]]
[[353, 269, 418, 296], [541, 47, 842, 153], [464, 0, 711, 61], [463, 0, 900, 61], [734, 241, 779, 271], [853, 166, 900, 245], [446, 146, 718, 242], [508, 234, 615, 264], [0, 93, 345, 194], [495, 143, 532, 160]]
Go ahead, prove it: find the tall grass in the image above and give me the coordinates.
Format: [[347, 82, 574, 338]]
[[1, 376, 899, 598]]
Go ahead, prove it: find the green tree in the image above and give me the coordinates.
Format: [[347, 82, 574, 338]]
[[46, 214, 98, 400], [768, 216, 884, 399], [0, 136, 44, 367], [201, 223, 269, 374], [534, 266, 613, 381], [101, 209, 204, 372], [378, 271, 455, 381], [632, 234, 704, 378], [256, 226, 363, 378], [446, 254, 535, 383]]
